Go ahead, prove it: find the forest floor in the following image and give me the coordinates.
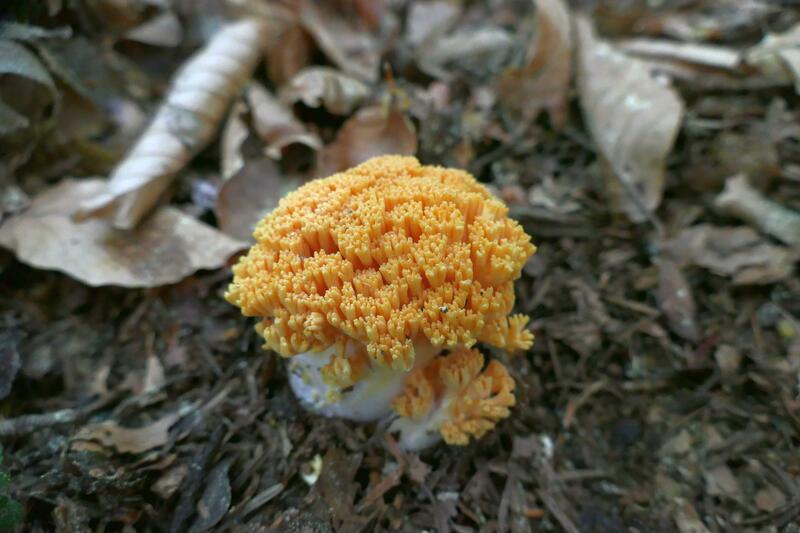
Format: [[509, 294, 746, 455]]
[[2, 0, 800, 531]]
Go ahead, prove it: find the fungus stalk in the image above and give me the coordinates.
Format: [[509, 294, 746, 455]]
[[226, 156, 535, 449]]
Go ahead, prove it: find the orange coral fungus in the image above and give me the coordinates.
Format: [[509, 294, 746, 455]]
[[225, 155, 535, 448]]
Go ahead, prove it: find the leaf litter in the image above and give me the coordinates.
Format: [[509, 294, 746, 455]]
[[2, 1, 800, 532]]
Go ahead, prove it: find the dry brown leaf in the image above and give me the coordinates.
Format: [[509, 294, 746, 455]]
[[496, 0, 572, 129], [317, 103, 417, 176], [281, 66, 370, 115], [575, 16, 684, 223], [72, 412, 180, 454], [661, 224, 798, 285], [655, 258, 700, 342], [714, 174, 800, 247], [0, 179, 246, 287], [263, 17, 313, 86], [75, 18, 267, 229], [299, 0, 379, 82], [245, 82, 321, 160], [672, 498, 711, 533], [215, 158, 301, 242], [745, 23, 800, 93]]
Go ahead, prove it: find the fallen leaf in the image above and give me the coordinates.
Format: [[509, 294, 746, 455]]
[[745, 22, 800, 93], [527, 176, 582, 215], [497, 0, 573, 128], [312, 448, 364, 529], [714, 173, 800, 247], [188, 459, 232, 533], [75, 18, 267, 229], [0, 100, 28, 136], [660, 224, 798, 285], [281, 66, 370, 115], [216, 157, 301, 242], [714, 344, 742, 380], [0, 39, 59, 180], [318, 103, 417, 175], [220, 101, 249, 180], [575, 16, 684, 222], [263, 17, 313, 86], [142, 355, 165, 393], [0, 179, 246, 288], [419, 26, 515, 81], [406, 454, 430, 484], [152, 464, 188, 500], [704, 465, 741, 498], [0, 39, 58, 101], [405, 1, 460, 48], [72, 412, 180, 454], [655, 258, 700, 342], [245, 82, 321, 159], [755, 485, 787, 512], [125, 11, 183, 47], [299, 0, 379, 82], [673, 498, 711, 533]]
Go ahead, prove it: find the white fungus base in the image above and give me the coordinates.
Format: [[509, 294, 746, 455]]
[[286, 342, 444, 449], [287, 346, 409, 421], [388, 397, 455, 451]]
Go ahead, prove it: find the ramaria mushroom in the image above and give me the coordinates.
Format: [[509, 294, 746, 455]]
[[225, 155, 535, 449]]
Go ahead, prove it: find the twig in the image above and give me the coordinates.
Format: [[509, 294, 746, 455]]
[[536, 489, 581, 533], [0, 394, 117, 439]]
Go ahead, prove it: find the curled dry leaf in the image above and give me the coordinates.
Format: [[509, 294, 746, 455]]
[[655, 258, 700, 342], [317, 103, 417, 175], [299, 0, 379, 82], [745, 23, 800, 93], [72, 412, 180, 454], [0, 39, 59, 179], [575, 16, 684, 223], [714, 174, 800, 247], [264, 17, 313, 86], [497, 0, 573, 129], [75, 18, 267, 230], [661, 224, 798, 285], [0, 179, 246, 288], [216, 157, 301, 242], [245, 82, 321, 159], [281, 66, 370, 115], [220, 101, 249, 180]]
